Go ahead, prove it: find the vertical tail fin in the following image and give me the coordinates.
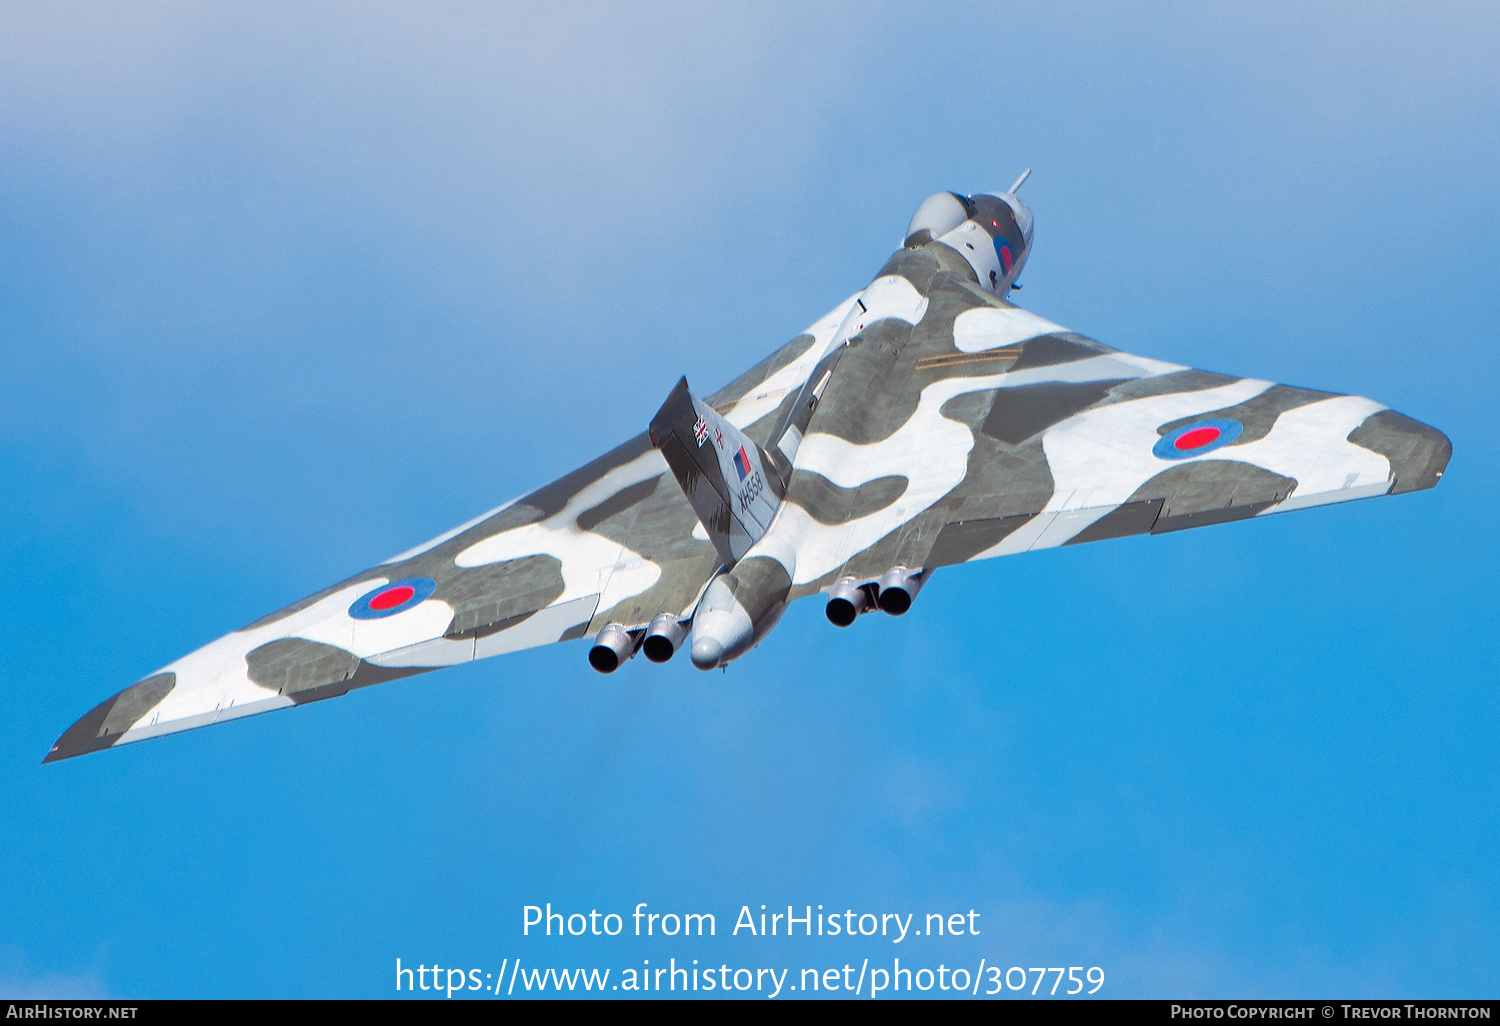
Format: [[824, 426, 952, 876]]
[[649, 378, 787, 567]]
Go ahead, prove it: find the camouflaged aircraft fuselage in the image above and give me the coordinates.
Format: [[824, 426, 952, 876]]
[[47, 180, 1451, 762]]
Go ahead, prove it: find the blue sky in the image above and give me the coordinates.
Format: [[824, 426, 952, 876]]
[[1, 1, 1496, 999]]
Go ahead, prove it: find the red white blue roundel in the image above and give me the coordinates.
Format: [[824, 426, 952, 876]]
[[1152, 418, 1244, 460], [993, 237, 1015, 274], [349, 577, 436, 619]]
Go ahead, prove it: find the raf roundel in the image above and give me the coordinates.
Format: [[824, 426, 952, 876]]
[[1152, 418, 1245, 460], [993, 237, 1015, 274], [349, 577, 437, 620]]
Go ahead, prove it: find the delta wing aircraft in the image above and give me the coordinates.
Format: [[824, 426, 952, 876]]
[[48, 174, 1451, 761]]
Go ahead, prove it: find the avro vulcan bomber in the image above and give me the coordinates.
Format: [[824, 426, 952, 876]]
[[48, 174, 1451, 761]]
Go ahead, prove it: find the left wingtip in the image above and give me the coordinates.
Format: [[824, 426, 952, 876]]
[[43, 700, 122, 763], [43, 672, 176, 765]]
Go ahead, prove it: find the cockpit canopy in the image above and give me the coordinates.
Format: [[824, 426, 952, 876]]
[[904, 188, 1034, 294], [904, 192, 969, 247]]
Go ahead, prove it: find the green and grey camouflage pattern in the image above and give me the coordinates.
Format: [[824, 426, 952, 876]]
[[47, 179, 1449, 761]]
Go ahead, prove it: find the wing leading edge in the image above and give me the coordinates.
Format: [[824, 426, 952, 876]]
[[738, 241, 1449, 603], [46, 293, 867, 761]]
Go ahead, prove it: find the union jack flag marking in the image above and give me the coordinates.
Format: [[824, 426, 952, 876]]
[[693, 417, 709, 447]]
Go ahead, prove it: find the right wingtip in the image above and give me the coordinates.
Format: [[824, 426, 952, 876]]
[[1349, 410, 1452, 495]]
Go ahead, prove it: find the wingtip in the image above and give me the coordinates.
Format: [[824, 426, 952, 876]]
[[42, 745, 92, 765], [42, 709, 122, 764], [1348, 409, 1452, 495], [43, 672, 176, 766]]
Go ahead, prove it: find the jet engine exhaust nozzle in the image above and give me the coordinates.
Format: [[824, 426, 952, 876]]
[[642, 614, 688, 663], [876, 567, 926, 616], [588, 623, 637, 673], [825, 577, 871, 627]]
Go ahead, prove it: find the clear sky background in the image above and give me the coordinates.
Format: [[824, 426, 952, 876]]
[[1, 1, 1496, 999]]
